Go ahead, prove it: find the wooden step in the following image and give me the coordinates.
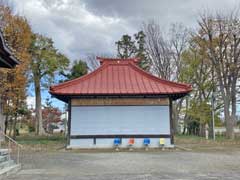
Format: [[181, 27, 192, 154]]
[[0, 155, 8, 163], [0, 164, 21, 178], [0, 160, 14, 170], [0, 149, 9, 156]]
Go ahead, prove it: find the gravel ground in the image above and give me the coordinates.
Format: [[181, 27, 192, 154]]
[[5, 149, 240, 180]]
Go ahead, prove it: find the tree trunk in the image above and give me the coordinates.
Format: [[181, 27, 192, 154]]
[[182, 98, 189, 135], [34, 75, 45, 136], [4, 114, 9, 134], [230, 81, 237, 138], [225, 115, 234, 139], [12, 114, 17, 140], [182, 126, 186, 135], [9, 117, 13, 137], [224, 99, 234, 139], [172, 103, 178, 134]]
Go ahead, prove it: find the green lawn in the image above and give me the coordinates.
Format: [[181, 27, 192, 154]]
[[16, 134, 66, 145], [176, 134, 240, 144]]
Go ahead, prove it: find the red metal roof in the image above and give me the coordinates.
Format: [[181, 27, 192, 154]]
[[50, 58, 191, 100]]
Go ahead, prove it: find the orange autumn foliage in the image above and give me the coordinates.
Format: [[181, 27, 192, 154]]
[[0, 5, 32, 137]]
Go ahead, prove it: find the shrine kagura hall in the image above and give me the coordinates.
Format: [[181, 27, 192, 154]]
[[50, 58, 191, 148]]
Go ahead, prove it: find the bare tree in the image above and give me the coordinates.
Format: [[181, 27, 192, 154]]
[[143, 21, 173, 80], [86, 54, 100, 72], [144, 20, 190, 133], [169, 23, 190, 133], [86, 53, 115, 71], [169, 23, 190, 81], [197, 10, 240, 139]]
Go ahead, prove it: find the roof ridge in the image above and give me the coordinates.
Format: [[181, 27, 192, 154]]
[[97, 57, 139, 61], [97, 57, 139, 65]]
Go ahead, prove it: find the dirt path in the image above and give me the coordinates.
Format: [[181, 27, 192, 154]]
[[5, 147, 240, 180]]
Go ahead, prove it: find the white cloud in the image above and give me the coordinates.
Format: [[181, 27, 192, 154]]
[[9, 0, 240, 109], [12, 0, 134, 60], [11, 0, 240, 61]]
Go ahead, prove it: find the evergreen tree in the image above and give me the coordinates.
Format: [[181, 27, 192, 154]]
[[115, 31, 150, 70], [29, 34, 69, 135], [116, 34, 136, 59], [134, 31, 150, 71], [62, 60, 88, 81]]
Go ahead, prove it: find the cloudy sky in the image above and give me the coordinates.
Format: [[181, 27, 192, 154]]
[[12, 0, 239, 61], [9, 0, 239, 108]]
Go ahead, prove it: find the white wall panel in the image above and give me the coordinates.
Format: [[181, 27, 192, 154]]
[[71, 106, 170, 135]]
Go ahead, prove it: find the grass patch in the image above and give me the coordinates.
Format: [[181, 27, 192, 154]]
[[176, 134, 205, 140], [215, 135, 240, 141], [175, 134, 240, 144], [16, 134, 66, 145]]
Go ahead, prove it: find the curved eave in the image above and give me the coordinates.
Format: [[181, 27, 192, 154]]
[[0, 55, 19, 68], [50, 90, 192, 103], [0, 30, 20, 68]]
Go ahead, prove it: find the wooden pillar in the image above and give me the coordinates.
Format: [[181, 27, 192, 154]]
[[169, 98, 174, 144], [67, 99, 72, 146]]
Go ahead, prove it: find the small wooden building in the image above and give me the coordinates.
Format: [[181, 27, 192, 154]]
[[50, 58, 191, 148], [0, 31, 19, 68], [0, 30, 19, 135]]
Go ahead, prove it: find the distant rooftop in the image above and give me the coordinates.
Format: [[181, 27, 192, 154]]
[[0, 30, 19, 68]]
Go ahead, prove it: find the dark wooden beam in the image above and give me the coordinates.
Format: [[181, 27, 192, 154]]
[[0, 56, 13, 68], [70, 134, 171, 139], [50, 93, 189, 103]]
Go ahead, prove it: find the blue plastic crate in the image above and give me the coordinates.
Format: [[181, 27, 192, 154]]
[[114, 138, 121, 145], [143, 138, 150, 145]]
